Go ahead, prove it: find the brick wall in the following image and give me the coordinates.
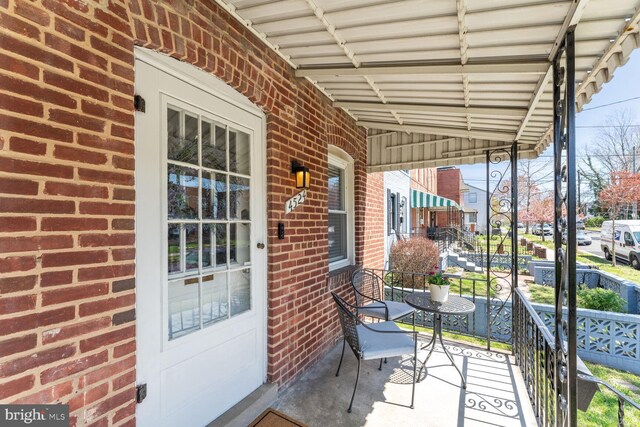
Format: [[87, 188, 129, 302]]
[[436, 168, 462, 226], [0, 0, 378, 424]]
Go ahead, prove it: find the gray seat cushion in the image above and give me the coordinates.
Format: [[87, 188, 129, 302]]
[[359, 301, 415, 321], [356, 321, 415, 360]]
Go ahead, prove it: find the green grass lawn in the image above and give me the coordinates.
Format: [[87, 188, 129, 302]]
[[527, 284, 556, 305], [576, 253, 640, 283], [579, 362, 640, 427]]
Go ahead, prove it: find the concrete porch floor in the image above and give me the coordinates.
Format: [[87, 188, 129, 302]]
[[275, 335, 536, 427]]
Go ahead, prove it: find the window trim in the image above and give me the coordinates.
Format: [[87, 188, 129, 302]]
[[328, 146, 355, 271]]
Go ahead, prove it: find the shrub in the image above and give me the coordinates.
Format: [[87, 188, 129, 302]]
[[577, 286, 626, 313], [389, 237, 440, 288], [584, 216, 605, 228]]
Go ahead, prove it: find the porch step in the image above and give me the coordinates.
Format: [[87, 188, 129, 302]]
[[448, 253, 484, 273], [207, 383, 278, 427]]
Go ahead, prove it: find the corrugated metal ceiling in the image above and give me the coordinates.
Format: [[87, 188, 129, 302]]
[[216, 0, 640, 171]]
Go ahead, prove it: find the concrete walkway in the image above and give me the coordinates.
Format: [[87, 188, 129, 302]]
[[275, 336, 536, 427]]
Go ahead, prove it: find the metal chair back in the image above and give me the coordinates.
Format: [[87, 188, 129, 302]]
[[331, 292, 361, 357], [351, 268, 383, 306]]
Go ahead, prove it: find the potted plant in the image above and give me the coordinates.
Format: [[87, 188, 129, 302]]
[[427, 270, 451, 303]]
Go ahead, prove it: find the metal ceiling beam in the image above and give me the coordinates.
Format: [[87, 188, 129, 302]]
[[386, 137, 456, 150], [516, 0, 590, 140], [357, 120, 516, 141], [295, 61, 550, 77], [335, 101, 527, 117]]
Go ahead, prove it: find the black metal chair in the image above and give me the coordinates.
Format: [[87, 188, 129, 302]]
[[351, 268, 416, 326], [331, 292, 418, 412]]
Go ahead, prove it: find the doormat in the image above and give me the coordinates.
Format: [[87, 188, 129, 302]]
[[248, 408, 307, 427]]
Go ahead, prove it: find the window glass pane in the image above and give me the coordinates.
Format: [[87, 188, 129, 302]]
[[202, 273, 227, 326], [215, 224, 227, 266], [328, 165, 344, 211], [230, 176, 250, 220], [230, 223, 251, 266], [168, 110, 198, 165], [229, 130, 250, 175], [230, 268, 251, 316], [202, 224, 212, 269], [168, 277, 200, 340], [168, 224, 181, 274], [168, 164, 199, 219], [202, 122, 226, 171], [328, 212, 347, 262], [202, 172, 227, 220], [185, 224, 198, 272]]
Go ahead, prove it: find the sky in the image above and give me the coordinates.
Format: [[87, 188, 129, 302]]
[[459, 49, 640, 195]]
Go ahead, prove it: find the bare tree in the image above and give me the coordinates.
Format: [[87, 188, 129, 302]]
[[518, 158, 552, 233], [579, 109, 640, 214]]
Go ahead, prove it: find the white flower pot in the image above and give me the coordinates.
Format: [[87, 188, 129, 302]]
[[430, 284, 450, 303]]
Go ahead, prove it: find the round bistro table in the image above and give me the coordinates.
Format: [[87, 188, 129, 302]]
[[404, 291, 476, 389]]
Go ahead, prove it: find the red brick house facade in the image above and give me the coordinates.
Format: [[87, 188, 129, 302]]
[[0, 0, 384, 425]]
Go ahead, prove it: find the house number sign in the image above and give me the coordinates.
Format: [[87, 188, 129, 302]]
[[285, 190, 306, 214]]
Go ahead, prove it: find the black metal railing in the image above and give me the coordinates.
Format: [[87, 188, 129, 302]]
[[513, 288, 640, 426]]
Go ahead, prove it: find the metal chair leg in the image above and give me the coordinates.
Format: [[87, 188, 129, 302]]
[[348, 358, 361, 413], [411, 339, 417, 409], [336, 338, 346, 377]]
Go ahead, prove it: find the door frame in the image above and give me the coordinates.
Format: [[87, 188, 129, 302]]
[[134, 46, 269, 397]]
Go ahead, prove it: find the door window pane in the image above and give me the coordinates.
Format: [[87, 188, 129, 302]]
[[230, 269, 250, 316], [215, 223, 227, 267], [202, 273, 227, 326], [202, 122, 226, 171], [229, 130, 250, 175], [202, 172, 227, 220], [185, 224, 199, 272], [230, 176, 250, 220], [231, 223, 251, 266], [168, 164, 199, 219], [169, 277, 200, 339], [168, 224, 181, 274], [168, 109, 198, 165], [202, 224, 212, 269]]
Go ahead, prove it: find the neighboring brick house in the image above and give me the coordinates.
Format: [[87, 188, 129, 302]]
[[0, 1, 385, 425], [410, 167, 437, 233], [435, 167, 466, 229]]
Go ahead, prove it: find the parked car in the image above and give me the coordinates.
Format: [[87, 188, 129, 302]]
[[576, 219, 585, 230], [600, 220, 640, 269], [562, 230, 592, 245], [532, 224, 553, 236], [517, 222, 525, 230]]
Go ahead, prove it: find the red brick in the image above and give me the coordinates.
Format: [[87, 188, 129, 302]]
[[78, 133, 134, 155], [112, 248, 134, 261], [43, 317, 111, 345], [41, 250, 108, 268], [12, 380, 73, 404], [111, 219, 134, 230], [43, 282, 109, 306], [40, 350, 108, 384], [44, 71, 109, 102], [94, 8, 131, 36], [0, 344, 76, 378], [80, 325, 134, 353], [0, 11, 39, 39], [111, 124, 134, 140], [113, 188, 134, 201], [111, 62, 133, 82], [79, 293, 134, 316], [0, 156, 74, 179], [56, 0, 89, 13], [0, 198, 75, 214], [79, 233, 134, 247], [0, 178, 39, 195], [79, 202, 133, 216], [112, 155, 134, 171], [81, 100, 133, 126], [83, 354, 135, 387], [86, 388, 134, 420], [0, 235, 73, 253], [0, 294, 36, 314], [15, 0, 50, 25], [54, 145, 108, 165], [9, 137, 47, 155], [0, 33, 73, 72], [0, 113, 73, 142], [49, 108, 106, 132], [0, 306, 75, 335], [0, 274, 36, 293], [111, 278, 134, 293], [90, 35, 133, 64], [42, 217, 108, 232], [0, 334, 37, 358], [0, 375, 35, 400], [112, 401, 135, 424], [45, 182, 109, 199], [0, 92, 44, 117], [40, 270, 73, 287], [54, 17, 85, 41], [0, 52, 39, 79], [69, 383, 109, 412], [78, 168, 133, 186], [45, 32, 107, 69], [113, 340, 135, 359], [0, 255, 36, 274], [0, 74, 76, 109], [112, 369, 135, 391], [78, 263, 134, 282]]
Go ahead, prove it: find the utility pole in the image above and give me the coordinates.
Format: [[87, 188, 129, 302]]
[[634, 145, 638, 219], [578, 173, 581, 215]]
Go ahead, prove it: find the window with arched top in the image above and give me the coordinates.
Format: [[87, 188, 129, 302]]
[[328, 146, 354, 271]]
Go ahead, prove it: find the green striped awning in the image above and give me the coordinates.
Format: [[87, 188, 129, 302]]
[[411, 189, 461, 210]]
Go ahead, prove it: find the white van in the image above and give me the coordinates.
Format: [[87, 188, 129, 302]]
[[600, 220, 640, 269]]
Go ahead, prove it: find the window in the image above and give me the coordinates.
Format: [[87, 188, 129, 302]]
[[387, 190, 399, 235], [468, 192, 477, 203], [328, 147, 354, 270], [468, 212, 478, 223], [401, 196, 407, 233]]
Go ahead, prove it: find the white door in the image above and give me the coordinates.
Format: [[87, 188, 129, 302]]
[[134, 49, 267, 427]]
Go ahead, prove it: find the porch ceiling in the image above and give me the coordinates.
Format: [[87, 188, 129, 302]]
[[216, 0, 640, 171]]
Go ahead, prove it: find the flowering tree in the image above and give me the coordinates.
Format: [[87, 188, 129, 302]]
[[528, 196, 554, 241], [599, 171, 640, 266]]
